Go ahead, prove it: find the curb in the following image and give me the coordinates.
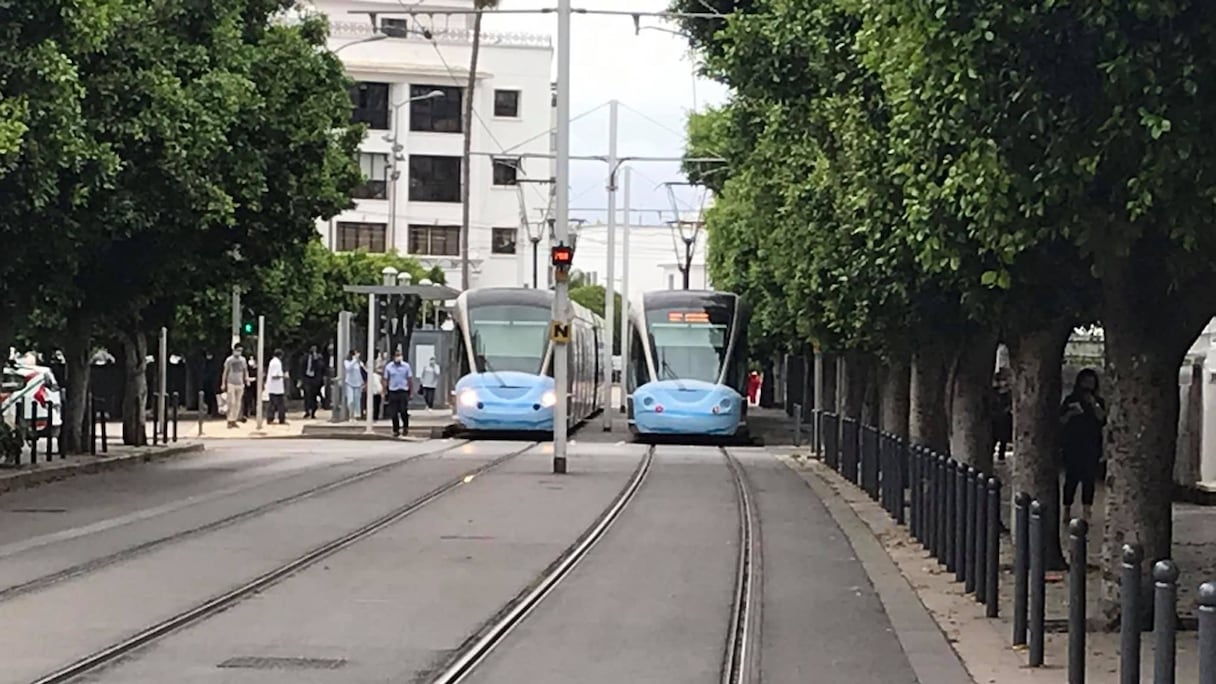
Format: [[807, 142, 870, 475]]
[[775, 453, 976, 684], [0, 443, 205, 497]]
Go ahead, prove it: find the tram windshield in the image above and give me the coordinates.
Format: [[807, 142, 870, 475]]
[[468, 304, 550, 375], [646, 308, 732, 384]]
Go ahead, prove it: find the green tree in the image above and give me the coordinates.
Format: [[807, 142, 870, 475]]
[[569, 283, 623, 355]]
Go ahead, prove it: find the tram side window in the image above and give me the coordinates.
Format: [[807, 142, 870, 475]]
[[629, 330, 648, 391], [452, 330, 471, 377]]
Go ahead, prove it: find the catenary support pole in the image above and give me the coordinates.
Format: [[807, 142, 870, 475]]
[[602, 99, 618, 431], [231, 286, 240, 348], [366, 293, 376, 435], [552, 0, 571, 474], [255, 316, 265, 430], [619, 166, 631, 413]]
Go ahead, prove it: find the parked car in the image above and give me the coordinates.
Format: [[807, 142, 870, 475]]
[[0, 361, 62, 441]]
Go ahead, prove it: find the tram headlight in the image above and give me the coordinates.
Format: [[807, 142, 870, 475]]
[[540, 390, 557, 408], [459, 389, 479, 408]]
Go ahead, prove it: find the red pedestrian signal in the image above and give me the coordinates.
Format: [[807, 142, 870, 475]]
[[551, 244, 574, 267]]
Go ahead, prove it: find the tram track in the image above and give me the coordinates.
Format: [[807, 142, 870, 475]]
[[428, 444, 762, 684], [27, 441, 537, 684], [0, 440, 472, 605]]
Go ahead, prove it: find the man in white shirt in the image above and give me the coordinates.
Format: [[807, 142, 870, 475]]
[[267, 348, 288, 424]]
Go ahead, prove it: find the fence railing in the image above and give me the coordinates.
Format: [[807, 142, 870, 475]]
[[814, 409, 1216, 682], [3, 391, 180, 467]]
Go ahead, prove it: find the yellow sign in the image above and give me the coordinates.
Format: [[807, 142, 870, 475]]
[[550, 320, 571, 344]]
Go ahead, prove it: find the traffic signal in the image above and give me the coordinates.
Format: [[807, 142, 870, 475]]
[[242, 321, 255, 335]]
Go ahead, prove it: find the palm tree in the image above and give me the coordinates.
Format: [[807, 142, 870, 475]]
[[460, 0, 499, 291]]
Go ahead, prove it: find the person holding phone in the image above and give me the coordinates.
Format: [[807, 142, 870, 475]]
[[1060, 368, 1107, 522]]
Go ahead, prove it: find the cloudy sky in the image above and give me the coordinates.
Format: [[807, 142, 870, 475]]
[[481, 0, 729, 226]]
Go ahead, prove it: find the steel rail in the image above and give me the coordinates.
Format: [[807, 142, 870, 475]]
[[0, 440, 472, 603], [721, 447, 760, 684], [429, 445, 655, 684], [29, 442, 537, 684]]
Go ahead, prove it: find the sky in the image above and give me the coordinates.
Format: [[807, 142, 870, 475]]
[[481, 0, 730, 226]]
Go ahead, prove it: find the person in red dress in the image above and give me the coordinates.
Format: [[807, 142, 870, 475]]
[[746, 371, 761, 406]]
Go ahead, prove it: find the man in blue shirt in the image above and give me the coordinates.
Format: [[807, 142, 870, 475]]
[[382, 348, 413, 437]]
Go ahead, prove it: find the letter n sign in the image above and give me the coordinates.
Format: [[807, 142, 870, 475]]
[[550, 320, 571, 345]]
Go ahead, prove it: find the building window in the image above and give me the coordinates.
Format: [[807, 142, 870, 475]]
[[408, 155, 461, 202], [408, 224, 461, 256], [494, 89, 521, 117], [491, 227, 517, 254], [349, 82, 390, 130], [492, 157, 520, 186], [352, 153, 390, 200], [336, 222, 387, 253], [381, 18, 410, 37], [410, 84, 463, 133]]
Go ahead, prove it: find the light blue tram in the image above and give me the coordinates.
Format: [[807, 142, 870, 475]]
[[450, 287, 604, 433], [626, 290, 751, 439]]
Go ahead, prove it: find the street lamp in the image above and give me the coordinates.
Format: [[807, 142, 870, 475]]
[[384, 90, 445, 250]]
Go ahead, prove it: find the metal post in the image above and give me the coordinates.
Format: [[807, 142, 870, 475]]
[[601, 99, 617, 432], [944, 458, 956, 573], [618, 167, 631, 413], [47, 403, 55, 458], [256, 315, 266, 430], [1068, 519, 1088, 684], [938, 455, 949, 561], [987, 478, 1001, 618], [158, 327, 168, 443], [30, 401, 38, 463], [928, 452, 939, 555], [1199, 582, 1216, 684], [333, 311, 351, 423], [965, 467, 977, 592], [793, 404, 802, 446], [976, 472, 989, 604], [197, 390, 205, 437], [909, 447, 919, 538], [100, 403, 108, 453], [1153, 560, 1179, 684], [1030, 500, 1046, 666], [231, 285, 241, 348], [171, 392, 178, 443], [365, 294, 375, 434], [89, 393, 97, 456], [955, 462, 967, 582], [1121, 544, 1143, 684], [895, 440, 906, 526], [552, 0, 572, 475], [1014, 492, 1031, 647]]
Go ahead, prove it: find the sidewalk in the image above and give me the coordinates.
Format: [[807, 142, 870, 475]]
[[0, 440, 203, 496], [140, 408, 454, 441]]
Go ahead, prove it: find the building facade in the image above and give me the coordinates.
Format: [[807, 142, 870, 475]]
[[313, 0, 555, 290]]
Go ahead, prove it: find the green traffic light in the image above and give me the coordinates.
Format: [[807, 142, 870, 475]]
[[243, 322, 254, 334]]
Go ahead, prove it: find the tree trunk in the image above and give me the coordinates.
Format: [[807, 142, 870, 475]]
[[459, 11, 484, 291], [1099, 263, 1212, 629], [61, 313, 92, 454], [121, 331, 149, 447], [821, 353, 838, 415], [860, 355, 880, 427], [1009, 321, 1073, 573], [948, 330, 999, 471], [881, 354, 911, 440], [759, 357, 776, 408], [910, 344, 950, 452], [840, 353, 867, 420]]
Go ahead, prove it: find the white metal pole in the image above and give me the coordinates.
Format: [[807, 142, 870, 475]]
[[255, 316, 265, 430], [158, 327, 167, 442], [366, 293, 376, 434], [602, 100, 618, 431], [230, 287, 240, 348], [619, 167, 631, 412], [553, 0, 571, 474]]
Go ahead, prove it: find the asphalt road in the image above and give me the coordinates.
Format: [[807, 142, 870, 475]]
[[0, 437, 931, 684]]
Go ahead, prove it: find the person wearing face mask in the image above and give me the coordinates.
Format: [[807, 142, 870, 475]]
[[1060, 368, 1107, 522], [222, 344, 249, 428], [382, 348, 413, 438], [420, 357, 440, 409]]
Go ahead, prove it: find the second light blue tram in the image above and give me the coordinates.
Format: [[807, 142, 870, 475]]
[[450, 287, 604, 432], [626, 290, 751, 438]]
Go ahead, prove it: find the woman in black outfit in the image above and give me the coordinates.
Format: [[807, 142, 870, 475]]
[[1060, 368, 1106, 522]]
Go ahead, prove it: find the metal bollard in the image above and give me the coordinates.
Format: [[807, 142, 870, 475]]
[[47, 404, 56, 459], [987, 478, 1001, 618], [1029, 500, 1046, 666], [965, 467, 978, 593], [13, 399, 24, 466], [171, 392, 178, 443], [1121, 544, 1143, 684], [895, 441, 906, 526], [931, 454, 944, 559], [100, 402, 108, 453], [910, 447, 921, 540], [945, 459, 957, 573], [88, 394, 97, 456], [151, 392, 159, 446], [1068, 519, 1088, 684], [954, 462, 967, 582], [939, 456, 950, 562], [976, 472, 989, 604], [1199, 582, 1216, 684], [925, 451, 935, 553], [30, 402, 39, 464], [197, 390, 206, 437], [1153, 560, 1178, 684], [793, 403, 802, 447], [1014, 492, 1031, 647]]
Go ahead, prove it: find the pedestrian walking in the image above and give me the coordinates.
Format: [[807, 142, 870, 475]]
[[1061, 368, 1106, 522], [299, 345, 326, 419], [747, 370, 761, 406], [242, 354, 257, 421], [343, 350, 366, 420], [266, 348, 287, 425], [382, 349, 412, 437], [201, 351, 220, 417], [420, 357, 440, 409], [222, 344, 249, 428]]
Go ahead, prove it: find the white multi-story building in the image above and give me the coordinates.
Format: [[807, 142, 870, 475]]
[[312, 0, 555, 290]]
